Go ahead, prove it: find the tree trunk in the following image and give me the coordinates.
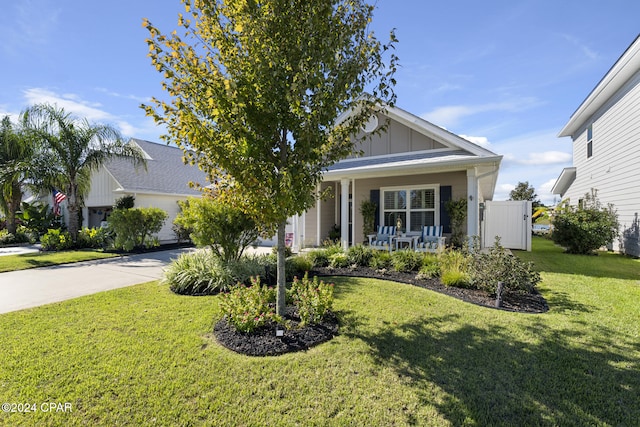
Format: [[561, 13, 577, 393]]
[[276, 220, 287, 317], [67, 184, 80, 243], [5, 183, 22, 235]]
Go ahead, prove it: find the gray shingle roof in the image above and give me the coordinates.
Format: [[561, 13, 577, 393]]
[[104, 138, 208, 195], [327, 149, 476, 172]]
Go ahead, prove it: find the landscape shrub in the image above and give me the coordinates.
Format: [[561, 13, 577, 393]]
[[40, 229, 73, 251], [77, 227, 109, 249], [219, 277, 280, 333], [107, 207, 168, 251], [391, 249, 423, 272], [288, 273, 334, 326], [552, 189, 619, 254], [369, 250, 392, 270], [346, 244, 373, 267], [329, 252, 349, 268], [17, 201, 57, 236], [164, 250, 264, 295], [441, 270, 472, 287], [288, 255, 313, 276], [438, 249, 472, 287], [472, 238, 540, 295], [0, 229, 31, 246], [416, 254, 440, 279], [174, 197, 261, 263], [306, 248, 330, 268]]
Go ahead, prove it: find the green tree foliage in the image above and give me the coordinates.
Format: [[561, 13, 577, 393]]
[[552, 189, 619, 254], [22, 103, 147, 242], [445, 198, 467, 248], [17, 201, 57, 235], [174, 196, 261, 263], [143, 0, 398, 315], [107, 207, 168, 251], [0, 115, 37, 235], [509, 181, 542, 209], [359, 199, 377, 241], [114, 195, 135, 210]]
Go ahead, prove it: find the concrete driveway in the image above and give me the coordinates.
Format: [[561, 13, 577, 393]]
[[0, 248, 194, 314]]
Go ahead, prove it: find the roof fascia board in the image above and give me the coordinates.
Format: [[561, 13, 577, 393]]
[[559, 34, 640, 137]]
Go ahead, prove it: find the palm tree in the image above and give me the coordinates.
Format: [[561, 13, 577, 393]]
[[0, 115, 35, 235], [23, 103, 147, 242]]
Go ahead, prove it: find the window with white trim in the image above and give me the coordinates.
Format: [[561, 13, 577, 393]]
[[382, 186, 438, 232]]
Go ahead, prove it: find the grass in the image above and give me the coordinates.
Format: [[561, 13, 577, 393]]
[[0, 250, 117, 273], [0, 237, 638, 425]]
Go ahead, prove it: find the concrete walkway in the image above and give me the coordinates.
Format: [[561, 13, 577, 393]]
[[0, 248, 194, 314]]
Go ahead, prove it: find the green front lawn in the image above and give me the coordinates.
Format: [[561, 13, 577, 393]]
[[0, 238, 638, 425], [0, 250, 117, 273]]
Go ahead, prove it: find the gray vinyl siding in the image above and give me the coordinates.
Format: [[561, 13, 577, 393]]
[[564, 69, 640, 249]]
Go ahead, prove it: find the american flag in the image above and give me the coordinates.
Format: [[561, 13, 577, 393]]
[[52, 189, 67, 216]]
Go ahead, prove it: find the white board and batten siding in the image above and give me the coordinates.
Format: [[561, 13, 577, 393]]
[[482, 201, 532, 251]]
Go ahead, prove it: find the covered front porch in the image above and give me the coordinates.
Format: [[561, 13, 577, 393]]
[[296, 153, 501, 250]]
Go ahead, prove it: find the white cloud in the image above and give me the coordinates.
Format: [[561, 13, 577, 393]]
[[21, 87, 162, 140], [459, 134, 491, 148], [421, 97, 542, 128], [95, 87, 150, 104], [561, 34, 599, 61], [504, 150, 572, 166]]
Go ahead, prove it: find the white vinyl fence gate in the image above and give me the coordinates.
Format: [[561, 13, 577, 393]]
[[482, 201, 532, 251]]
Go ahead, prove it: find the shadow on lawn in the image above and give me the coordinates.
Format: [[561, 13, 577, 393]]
[[348, 314, 639, 426]]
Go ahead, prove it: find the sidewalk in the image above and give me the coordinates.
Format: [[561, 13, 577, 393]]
[[0, 248, 193, 314]]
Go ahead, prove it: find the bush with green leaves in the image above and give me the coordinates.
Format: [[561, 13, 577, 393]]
[[41, 229, 73, 251], [417, 254, 440, 279], [164, 250, 265, 295], [174, 197, 261, 263], [552, 189, 619, 254], [307, 248, 330, 267], [17, 201, 57, 235], [391, 249, 423, 272], [437, 249, 472, 288], [369, 250, 392, 270], [114, 195, 135, 210], [346, 244, 373, 266], [329, 252, 349, 268], [219, 277, 281, 333], [472, 238, 540, 295], [288, 272, 334, 326], [0, 228, 31, 246], [107, 207, 167, 251], [77, 227, 110, 249]]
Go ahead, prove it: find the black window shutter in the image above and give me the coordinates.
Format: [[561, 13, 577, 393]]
[[370, 189, 380, 230], [440, 186, 452, 233]]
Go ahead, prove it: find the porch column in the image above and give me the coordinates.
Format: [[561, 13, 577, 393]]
[[316, 184, 322, 246], [466, 168, 479, 239], [340, 178, 350, 250]]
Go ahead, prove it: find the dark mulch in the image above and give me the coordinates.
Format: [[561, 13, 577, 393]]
[[214, 266, 548, 357], [214, 306, 339, 357], [312, 266, 549, 314]]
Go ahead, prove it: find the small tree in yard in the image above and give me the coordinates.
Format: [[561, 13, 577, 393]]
[[552, 189, 619, 254], [174, 196, 261, 263], [143, 0, 397, 316]]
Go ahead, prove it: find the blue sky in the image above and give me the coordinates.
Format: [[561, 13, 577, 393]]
[[1, 0, 639, 205]]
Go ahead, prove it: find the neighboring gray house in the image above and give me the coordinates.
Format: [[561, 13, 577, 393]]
[[82, 138, 208, 243], [552, 34, 640, 255], [286, 103, 503, 250]]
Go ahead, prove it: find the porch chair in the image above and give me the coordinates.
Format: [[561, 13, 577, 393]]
[[415, 225, 445, 253], [367, 225, 397, 251]]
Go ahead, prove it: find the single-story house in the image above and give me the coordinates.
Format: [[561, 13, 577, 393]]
[[81, 138, 208, 243], [552, 34, 640, 255], [284, 104, 503, 250]]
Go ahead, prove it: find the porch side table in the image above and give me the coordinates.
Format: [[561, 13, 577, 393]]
[[395, 236, 415, 251]]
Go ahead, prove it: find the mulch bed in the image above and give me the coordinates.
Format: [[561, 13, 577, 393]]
[[213, 267, 548, 357]]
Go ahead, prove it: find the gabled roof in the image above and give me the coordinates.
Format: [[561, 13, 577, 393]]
[[328, 103, 503, 200], [559, 34, 640, 138], [104, 138, 208, 196]]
